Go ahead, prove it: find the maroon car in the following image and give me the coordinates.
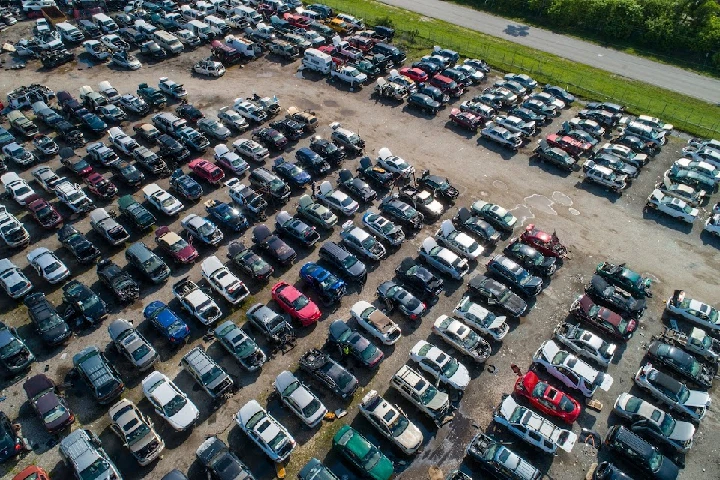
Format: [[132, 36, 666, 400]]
[[570, 294, 637, 340], [545, 133, 592, 158], [519, 224, 568, 258], [449, 108, 483, 131], [23, 374, 75, 434], [25, 195, 63, 229], [83, 172, 118, 200], [430, 74, 464, 97], [155, 226, 199, 263]]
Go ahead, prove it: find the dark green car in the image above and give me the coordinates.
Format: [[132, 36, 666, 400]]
[[333, 425, 394, 480], [596, 262, 652, 298], [407, 93, 440, 115], [353, 59, 381, 78], [118, 195, 156, 230]]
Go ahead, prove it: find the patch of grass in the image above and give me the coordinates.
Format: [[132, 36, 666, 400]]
[[316, 0, 720, 138], [285, 420, 342, 477]]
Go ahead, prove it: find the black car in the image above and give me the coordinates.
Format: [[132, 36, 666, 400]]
[[169, 168, 203, 201], [295, 147, 330, 176], [117, 195, 156, 230], [357, 156, 394, 189], [55, 120, 86, 147], [60, 149, 93, 177], [318, 241, 366, 283], [615, 135, 657, 156], [157, 134, 191, 165], [604, 426, 679, 480], [412, 59, 442, 76], [0, 411, 28, 463], [79, 112, 107, 134], [62, 280, 108, 326], [24, 293, 72, 346], [338, 169, 376, 202], [379, 195, 424, 230], [417, 170, 459, 202], [371, 43, 405, 65], [0, 323, 34, 376], [376, 281, 427, 320], [328, 320, 384, 368], [543, 85, 575, 105], [175, 103, 204, 123], [58, 224, 101, 264], [269, 118, 304, 141], [487, 255, 542, 297], [533, 140, 576, 171], [467, 274, 527, 317], [586, 275, 646, 318], [310, 137, 346, 166], [205, 200, 248, 232], [249, 167, 291, 204], [452, 208, 502, 245], [504, 240, 557, 277], [227, 241, 274, 281], [275, 211, 320, 247], [646, 341, 715, 389], [97, 259, 139, 303], [418, 84, 450, 105], [299, 348, 359, 398], [252, 224, 296, 265], [252, 127, 288, 150], [593, 462, 634, 480], [72, 346, 124, 405], [510, 106, 547, 124], [395, 257, 444, 300], [112, 160, 145, 187], [593, 153, 639, 178], [246, 303, 295, 345], [196, 436, 252, 480], [407, 93, 440, 115]]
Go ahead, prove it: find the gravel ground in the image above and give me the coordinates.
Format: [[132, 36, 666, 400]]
[[0, 19, 719, 480]]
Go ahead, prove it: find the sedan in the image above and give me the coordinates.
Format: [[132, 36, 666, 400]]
[[271, 281, 321, 327], [27, 248, 70, 284], [432, 315, 491, 363], [236, 400, 296, 462], [214, 320, 266, 372], [143, 301, 190, 345], [299, 262, 347, 306], [377, 281, 426, 320], [570, 294, 637, 340], [410, 340, 470, 390], [665, 290, 719, 334], [435, 220, 483, 260], [487, 255, 543, 297], [418, 237, 470, 280], [395, 257, 444, 300], [503, 240, 557, 277], [143, 183, 184, 216], [252, 225, 297, 265], [362, 211, 405, 246], [328, 320, 384, 368], [109, 399, 164, 466], [108, 319, 158, 371], [142, 371, 198, 431], [351, 300, 401, 345], [514, 371, 580, 424], [274, 371, 327, 428], [332, 425, 394, 480], [23, 374, 74, 434], [358, 390, 423, 455], [470, 200, 517, 232]]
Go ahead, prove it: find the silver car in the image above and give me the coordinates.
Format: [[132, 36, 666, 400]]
[[274, 370, 327, 428], [108, 319, 158, 371]]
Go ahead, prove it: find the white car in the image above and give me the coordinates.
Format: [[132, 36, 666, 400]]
[[0, 258, 32, 299], [31, 166, 63, 192], [3, 142, 36, 166], [673, 158, 720, 183], [201, 256, 249, 305], [142, 371, 198, 431], [27, 247, 70, 284], [494, 395, 577, 454], [173, 278, 222, 325], [351, 300, 401, 345], [214, 144, 249, 176], [480, 124, 522, 150], [274, 371, 327, 428], [218, 106, 248, 131], [377, 147, 415, 177], [705, 214, 720, 237], [583, 162, 627, 192], [634, 363, 711, 423], [646, 189, 698, 223], [636, 115, 673, 132], [143, 183, 184, 216], [613, 392, 694, 452], [435, 220, 483, 260], [316, 181, 359, 216], [418, 237, 470, 280], [117, 94, 147, 115], [1, 172, 36, 205], [181, 214, 223, 245], [553, 322, 616, 368], [235, 400, 296, 462], [666, 290, 719, 334], [54, 180, 93, 213], [362, 211, 405, 246], [193, 58, 225, 77], [359, 390, 423, 455], [108, 126, 139, 156], [453, 296, 509, 341], [409, 340, 470, 390], [232, 138, 269, 162], [433, 315, 491, 363], [0, 206, 29, 247], [89, 208, 130, 246], [158, 77, 187, 98], [339, 222, 386, 261], [233, 99, 267, 123], [109, 398, 164, 466], [532, 340, 613, 397]]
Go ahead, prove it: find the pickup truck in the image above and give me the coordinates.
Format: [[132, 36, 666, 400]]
[[41, 5, 66, 26], [331, 66, 367, 89], [172, 277, 222, 326], [137, 83, 167, 109]]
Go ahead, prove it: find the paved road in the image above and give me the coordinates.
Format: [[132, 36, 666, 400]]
[[380, 0, 720, 103]]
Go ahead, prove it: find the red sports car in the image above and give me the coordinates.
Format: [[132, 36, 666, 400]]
[[84, 172, 118, 200], [545, 133, 592, 157], [514, 371, 581, 424], [519, 224, 568, 258], [449, 108, 483, 131], [26, 195, 63, 229], [570, 294, 637, 340], [399, 67, 429, 83], [189, 158, 225, 185], [271, 281, 321, 327], [155, 226, 198, 263]]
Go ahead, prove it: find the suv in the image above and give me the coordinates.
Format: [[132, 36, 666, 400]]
[[248, 167, 290, 204], [125, 242, 170, 284], [390, 365, 453, 426], [72, 346, 124, 404], [583, 162, 628, 192], [604, 426, 679, 480], [487, 255, 543, 297], [60, 429, 121, 480], [318, 241, 367, 283], [24, 292, 72, 346], [466, 432, 541, 480], [180, 346, 233, 399]]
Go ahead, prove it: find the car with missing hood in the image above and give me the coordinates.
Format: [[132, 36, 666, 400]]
[[0, 206, 31, 246], [246, 303, 295, 345], [646, 341, 715, 389], [586, 275, 646, 318], [109, 398, 164, 466], [173, 277, 222, 326], [236, 400, 296, 462], [142, 371, 198, 431], [214, 320, 266, 372], [89, 208, 129, 246], [340, 221, 385, 261], [362, 211, 405, 246], [0, 322, 34, 376], [418, 237, 469, 280], [433, 315, 491, 363], [62, 280, 108, 326], [274, 370, 327, 428]]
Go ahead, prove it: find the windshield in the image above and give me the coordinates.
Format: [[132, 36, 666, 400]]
[[292, 295, 309, 310], [168, 320, 186, 337], [342, 255, 358, 269], [201, 366, 224, 385], [0, 338, 23, 357], [269, 179, 285, 192], [390, 414, 409, 438], [168, 238, 189, 253], [80, 458, 111, 480], [198, 222, 214, 236], [131, 343, 151, 361], [162, 394, 187, 417], [440, 356, 459, 377], [231, 334, 255, 357], [43, 403, 68, 424], [125, 420, 151, 446], [302, 398, 322, 417]]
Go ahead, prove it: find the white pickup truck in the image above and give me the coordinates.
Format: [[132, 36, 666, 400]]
[[330, 66, 367, 89]]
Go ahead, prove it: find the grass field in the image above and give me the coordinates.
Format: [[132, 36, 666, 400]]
[[315, 0, 720, 139]]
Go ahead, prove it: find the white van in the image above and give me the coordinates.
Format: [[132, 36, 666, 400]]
[[92, 13, 118, 34], [56, 22, 85, 42], [204, 15, 229, 36], [154, 31, 184, 54], [195, 0, 217, 16], [185, 20, 213, 41], [302, 48, 333, 74], [233, 5, 262, 25]]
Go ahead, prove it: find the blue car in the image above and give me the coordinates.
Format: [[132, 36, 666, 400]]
[[295, 148, 330, 176], [299, 262, 347, 305], [169, 168, 203, 201], [204, 199, 248, 232], [272, 157, 312, 188], [143, 301, 190, 344]]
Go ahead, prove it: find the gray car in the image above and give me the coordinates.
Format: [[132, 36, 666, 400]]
[[274, 370, 327, 427], [125, 242, 170, 284], [60, 429, 122, 480], [108, 319, 158, 371], [180, 346, 233, 399], [214, 320, 266, 372]]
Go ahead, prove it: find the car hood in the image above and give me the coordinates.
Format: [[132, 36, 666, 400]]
[[668, 421, 695, 441], [685, 390, 711, 408], [449, 364, 471, 389], [169, 401, 198, 429], [655, 456, 680, 480], [504, 293, 527, 316], [397, 421, 423, 450]]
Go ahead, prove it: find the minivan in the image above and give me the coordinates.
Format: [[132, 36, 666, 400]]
[[125, 242, 170, 283]]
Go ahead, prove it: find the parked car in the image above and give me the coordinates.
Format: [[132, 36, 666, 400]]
[[73, 346, 124, 404], [332, 425, 394, 480], [107, 318, 157, 370], [23, 374, 74, 434], [142, 371, 198, 430], [236, 400, 296, 462]]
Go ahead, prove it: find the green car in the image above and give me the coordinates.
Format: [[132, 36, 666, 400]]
[[136, 83, 167, 109], [333, 425, 394, 480], [118, 195, 156, 230], [596, 262, 652, 298]]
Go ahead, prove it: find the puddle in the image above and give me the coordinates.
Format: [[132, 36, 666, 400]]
[[524, 194, 557, 215], [324, 99, 339, 107], [295, 69, 304, 79], [492, 180, 508, 191], [256, 71, 273, 78], [510, 204, 534, 226], [552, 191, 573, 206], [569, 208, 581, 216], [76, 57, 95, 70]]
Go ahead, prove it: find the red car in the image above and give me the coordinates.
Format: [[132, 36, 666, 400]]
[[155, 226, 198, 263], [570, 294, 637, 340], [13, 466, 49, 480], [519, 224, 568, 258], [545, 133, 592, 158], [449, 108, 483, 131], [318, 45, 345, 66], [189, 158, 225, 185], [84, 172, 118, 200], [283, 13, 311, 29], [26, 195, 63, 229], [271, 281, 321, 327], [514, 371, 581, 424], [347, 35, 374, 52], [430, 74, 464, 97], [399, 67, 429, 83]]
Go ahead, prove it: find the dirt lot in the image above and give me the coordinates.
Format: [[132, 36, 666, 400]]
[[0, 20, 719, 480]]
